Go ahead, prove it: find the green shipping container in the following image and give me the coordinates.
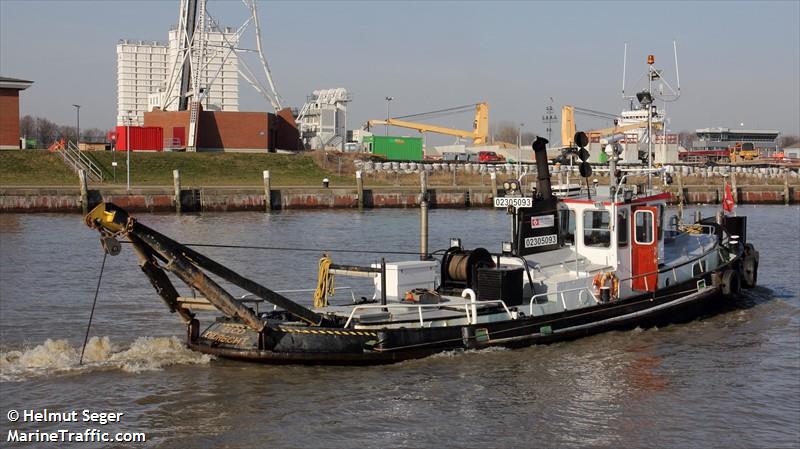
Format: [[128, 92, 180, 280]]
[[363, 135, 423, 161]]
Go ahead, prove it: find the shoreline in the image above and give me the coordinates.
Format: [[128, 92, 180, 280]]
[[1, 184, 796, 213]]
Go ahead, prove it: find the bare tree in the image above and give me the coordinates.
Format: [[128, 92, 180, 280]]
[[778, 135, 799, 148], [19, 115, 35, 140], [521, 132, 537, 146], [493, 121, 519, 144], [59, 125, 77, 143], [34, 117, 59, 146], [83, 128, 107, 142]]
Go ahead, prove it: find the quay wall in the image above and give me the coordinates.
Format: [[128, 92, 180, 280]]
[[0, 185, 797, 213]]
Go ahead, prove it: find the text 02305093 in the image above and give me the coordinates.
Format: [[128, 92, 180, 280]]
[[494, 197, 532, 208], [524, 234, 557, 248]]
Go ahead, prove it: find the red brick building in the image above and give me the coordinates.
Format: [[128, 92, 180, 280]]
[[0, 76, 33, 150], [144, 105, 300, 152]]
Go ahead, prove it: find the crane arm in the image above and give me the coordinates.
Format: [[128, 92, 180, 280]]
[[365, 102, 489, 145], [367, 119, 473, 139]]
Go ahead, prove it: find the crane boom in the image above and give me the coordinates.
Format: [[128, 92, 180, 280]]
[[367, 103, 489, 145]]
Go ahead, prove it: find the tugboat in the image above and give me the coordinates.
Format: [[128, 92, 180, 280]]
[[84, 136, 759, 365]]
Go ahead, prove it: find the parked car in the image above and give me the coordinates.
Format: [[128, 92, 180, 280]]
[[478, 151, 505, 163]]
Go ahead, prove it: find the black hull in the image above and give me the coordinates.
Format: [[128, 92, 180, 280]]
[[188, 276, 736, 365]]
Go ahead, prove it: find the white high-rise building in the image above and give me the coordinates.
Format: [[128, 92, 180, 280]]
[[116, 40, 168, 126], [116, 27, 240, 126]]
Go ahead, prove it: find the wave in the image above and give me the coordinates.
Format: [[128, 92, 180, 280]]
[[0, 336, 212, 382]]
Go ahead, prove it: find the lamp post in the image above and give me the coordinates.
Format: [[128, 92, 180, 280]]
[[385, 96, 394, 136], [126, 111, 132, 193], [518, 122, 524, 172], [72, 104, 80, 147]]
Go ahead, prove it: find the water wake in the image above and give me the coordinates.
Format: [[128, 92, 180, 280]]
[[0, 336, 212, 382]]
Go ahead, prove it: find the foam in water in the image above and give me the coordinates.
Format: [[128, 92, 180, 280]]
[[0, 336, 212, 382]]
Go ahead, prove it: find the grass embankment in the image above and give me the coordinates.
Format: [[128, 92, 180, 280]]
[[3, 150, 793, 189], [0, 150, 352, 187], [0, 150, 525, 188]]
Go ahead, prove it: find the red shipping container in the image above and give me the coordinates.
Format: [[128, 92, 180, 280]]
[[115, 126, 163, 151]]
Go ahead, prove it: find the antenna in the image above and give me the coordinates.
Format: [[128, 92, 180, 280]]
[[673, 40, 681, 96], [622, 43, 628, 98]]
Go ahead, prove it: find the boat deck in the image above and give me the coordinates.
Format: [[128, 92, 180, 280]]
[[663, 232, 717, 267]]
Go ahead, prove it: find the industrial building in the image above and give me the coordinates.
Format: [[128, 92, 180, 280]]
[[112, 0, 306, 152], [0, 76, 33, 150], [295, 88, 351, 150], [144, 105, 299, 152], [116, 26, 239, 126], [692, 127, 780, 151]]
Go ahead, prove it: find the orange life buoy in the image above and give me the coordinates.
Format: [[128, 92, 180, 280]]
[[592, 271, 619, 301]]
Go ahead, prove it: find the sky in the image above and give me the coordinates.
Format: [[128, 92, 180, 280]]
[[1, 0, 798, 144]]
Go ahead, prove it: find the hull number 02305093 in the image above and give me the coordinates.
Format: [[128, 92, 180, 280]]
[[494, 197, 532, 208], [525, 234, 557, 248]]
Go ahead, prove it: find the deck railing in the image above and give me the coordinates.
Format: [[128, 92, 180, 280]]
[[343, 298, 514, 329]]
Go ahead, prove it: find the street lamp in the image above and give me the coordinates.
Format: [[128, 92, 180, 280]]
[[72, 104, 80, 147], [518, 122, 524, 172], [385, 96, 394, 136], [126, 110, 132, 193]]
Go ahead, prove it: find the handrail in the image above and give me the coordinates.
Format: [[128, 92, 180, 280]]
[[58, 141, 104, 181], [343, 299, 514, 328]]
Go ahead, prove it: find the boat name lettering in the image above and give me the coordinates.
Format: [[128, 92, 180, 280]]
[[530, 215, 554, 229], [494, 197, 532, 208], [202, 330, 246, 345], [525, 234, 558, 248]]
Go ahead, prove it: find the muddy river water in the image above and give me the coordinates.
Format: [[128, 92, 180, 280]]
[[1, 205, 798, 448]]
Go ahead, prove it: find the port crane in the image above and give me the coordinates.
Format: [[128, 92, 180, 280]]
[[365, 102, 490, 145]]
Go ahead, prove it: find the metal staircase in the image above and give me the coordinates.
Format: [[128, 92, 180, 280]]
[[51, 140, 104, 182]]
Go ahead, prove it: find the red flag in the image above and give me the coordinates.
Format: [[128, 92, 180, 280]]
[[722, 182, 735, 213]]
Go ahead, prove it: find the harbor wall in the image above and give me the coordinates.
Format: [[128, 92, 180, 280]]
[[1, 185, 796, 213]]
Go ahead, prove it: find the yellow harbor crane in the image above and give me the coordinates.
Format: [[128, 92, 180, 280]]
[[366, 102, 490, 145]]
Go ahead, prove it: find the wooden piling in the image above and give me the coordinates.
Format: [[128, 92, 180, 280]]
[[730, 172, 738, 204], [420, 171, 429, 260], [356, 170, 364, 210], [173, 169, 181, 213], [78, 169, 88, 215], [784, 169, 791, 205], [676, 171, 684, 223], [263, 170, 272, 212], [490, 171, 498, 199]]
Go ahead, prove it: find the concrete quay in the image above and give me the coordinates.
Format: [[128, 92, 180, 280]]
[[0, 184, 796, 213]]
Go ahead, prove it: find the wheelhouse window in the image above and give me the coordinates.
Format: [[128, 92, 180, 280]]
[[634, 210, 654, 244], [560, 209, 576, 245], [583, 210, 610, 247], [618, 210, 628, 247]]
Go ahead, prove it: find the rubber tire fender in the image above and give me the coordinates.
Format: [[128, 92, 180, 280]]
[[721, 269, 741, 298], [742, 256, 758, 289]]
